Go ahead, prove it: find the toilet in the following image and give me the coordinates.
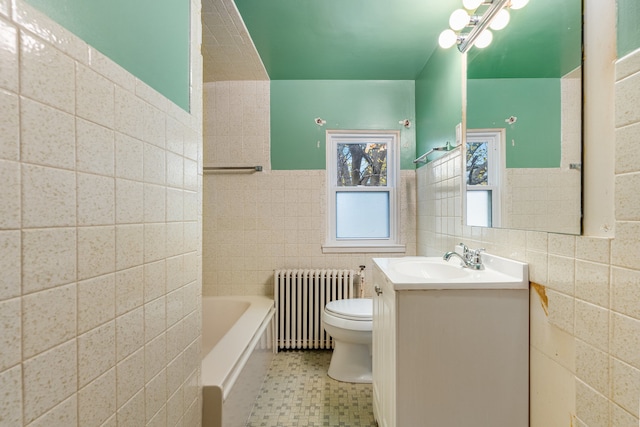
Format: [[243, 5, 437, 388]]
[[322, 298, 373, 383]]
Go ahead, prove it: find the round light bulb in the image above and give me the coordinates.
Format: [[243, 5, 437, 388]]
[[462, 0, 484, 10], [489, 9, 510, 30], [474, 29, 493, 48], [509, 0, 529, 10], [438, 29, 458, 49], [449, 9, 471, 31]]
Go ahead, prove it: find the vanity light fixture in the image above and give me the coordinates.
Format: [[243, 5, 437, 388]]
[[439, 0, 524, 53]]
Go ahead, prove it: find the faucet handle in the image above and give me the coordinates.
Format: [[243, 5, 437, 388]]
[[470, 248, 485, 265]]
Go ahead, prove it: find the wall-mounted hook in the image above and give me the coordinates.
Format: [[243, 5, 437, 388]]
[[505, 116, 517, 125], [314, 117, 326, 126], [399, 119, 411, 128]]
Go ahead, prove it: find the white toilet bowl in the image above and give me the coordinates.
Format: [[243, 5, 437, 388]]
[[322, 298, 373, 383]]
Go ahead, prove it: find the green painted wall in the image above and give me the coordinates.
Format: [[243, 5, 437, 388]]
[[415, 48, 462, 167], [270, 80, 416, 170], [618, 0, 640, 57], [24, 0, 190, 111], [467, 78, 561, 168]]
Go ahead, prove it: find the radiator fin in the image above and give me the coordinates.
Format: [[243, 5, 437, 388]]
[[274, 269, 355, 351]]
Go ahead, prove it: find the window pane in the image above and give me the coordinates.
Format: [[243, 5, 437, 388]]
[[466, 141, 489, 185], [336, 192, 389, 239], [467, 190, 492, 227], [336, 143, 387, 187]]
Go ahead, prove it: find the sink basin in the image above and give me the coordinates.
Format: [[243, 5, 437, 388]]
[[374, 255, 529, 290], [390, 259, 471, 280]]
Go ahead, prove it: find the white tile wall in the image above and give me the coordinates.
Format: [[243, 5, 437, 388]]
[[0, 0, 203, 426], [416, 47, 640, 426]]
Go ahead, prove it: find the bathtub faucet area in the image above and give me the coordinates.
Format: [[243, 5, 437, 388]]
[[443, 243, 485, 270]]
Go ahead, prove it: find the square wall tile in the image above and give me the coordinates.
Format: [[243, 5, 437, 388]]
[[548, 234, 576, 257], [115, 133, 144, 181], [575, 339, 609, 396], [116, 349, 144, 408], [77, 274, 115, 334], [78, 368, 116, 427], [0, 365, 22, 426], [77, 321, 115, 388], [611, 313, 640, 369], [0, 160, 20, 229], [115, 266, 143, 316], [0, 89, 19, 160], [115, 224, 144, 271], [144, 223, 167, 263], [77, 173, 115, 225], [144, 260, 166, 302], [20, 32, 74, 113], [116, 179, 144, 224], [615, 173, 640, 221], [575, 300, 609, 352], [116, 389, 145, 426], [611, 358, 640, 417], [547, 289, 574, 333], [22, 164, 76, 228], [144, 296, 166, 343], [143, 183, 166, 223], [0, 297, 21, 371], [167, 188, 184, 222], [115, 306, 144, 362], [145, 369, 166, 423], [0, 18, 17, 93], [23, 340, 77, 424], [612, 267, 640, 320], [76, 63, 114, 128], [114, 86, 144, 140], [27, 396, 77, 427], [167, 152, 184, 188], [547, 255, 575, 295], [576, 236, 611, 265], [145, 333, 166, 382], [576, 380, 610, 427], [0, 230, 20, 300], [22, 228, 76, 294], [22, 284, 76, 359], [143, 143, 166, 185], [615, 68, 640, 128], [575, 260, 610, 308], [76, 119, 114, 176], [612, 222, 640, 269], [77, 226, 116, 280], [615, 122, 640, 175]]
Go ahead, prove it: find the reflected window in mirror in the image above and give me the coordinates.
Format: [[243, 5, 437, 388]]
[[465, 130, 503, 228]]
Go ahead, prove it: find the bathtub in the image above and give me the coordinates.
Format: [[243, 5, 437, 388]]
[[201, 296, 275, 427]]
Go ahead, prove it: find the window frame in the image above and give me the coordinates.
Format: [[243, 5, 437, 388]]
[[322, 130, 404, 253]]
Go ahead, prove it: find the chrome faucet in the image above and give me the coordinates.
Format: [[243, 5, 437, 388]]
[[443, 243, 485, 270]]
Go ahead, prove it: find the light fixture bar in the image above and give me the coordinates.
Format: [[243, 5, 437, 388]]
[[457, 0, 510, 53]]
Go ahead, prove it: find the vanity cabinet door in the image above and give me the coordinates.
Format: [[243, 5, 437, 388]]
[[372, 266, 396, 427]]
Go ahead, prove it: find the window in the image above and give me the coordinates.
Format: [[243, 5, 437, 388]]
[[465, 130, 503, 227], [323, 130, 404, 253]]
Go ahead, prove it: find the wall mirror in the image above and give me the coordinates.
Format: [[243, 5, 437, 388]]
[[464, 0, 583, 234]]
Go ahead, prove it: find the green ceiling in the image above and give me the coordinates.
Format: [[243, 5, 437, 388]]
[[234, 0, 582, 81]]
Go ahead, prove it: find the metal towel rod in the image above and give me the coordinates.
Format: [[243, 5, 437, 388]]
[[203, 166, 263, 173]]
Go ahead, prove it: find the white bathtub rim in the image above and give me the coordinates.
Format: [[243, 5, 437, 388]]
[[201, 295, 275, 399]]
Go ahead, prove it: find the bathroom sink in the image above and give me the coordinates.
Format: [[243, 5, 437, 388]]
[[374, 255, 528, 290]]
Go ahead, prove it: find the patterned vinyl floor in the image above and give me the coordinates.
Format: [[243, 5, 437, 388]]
[[246, 350, 377, 427]]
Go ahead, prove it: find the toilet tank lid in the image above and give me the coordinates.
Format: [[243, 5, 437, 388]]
[[326, 298, 372, 319]]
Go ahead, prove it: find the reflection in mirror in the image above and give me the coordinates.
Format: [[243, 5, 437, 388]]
[[464, 0, 582, 234]]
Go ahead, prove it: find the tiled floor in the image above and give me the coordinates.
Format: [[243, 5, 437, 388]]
[[246, 350, 377, 427]]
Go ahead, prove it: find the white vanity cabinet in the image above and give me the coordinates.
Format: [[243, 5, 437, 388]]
[[372, 260, 529, 427]]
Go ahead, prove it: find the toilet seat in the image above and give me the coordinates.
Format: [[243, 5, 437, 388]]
[[323, 298, 372, 332], [325, 298, 372, 321]]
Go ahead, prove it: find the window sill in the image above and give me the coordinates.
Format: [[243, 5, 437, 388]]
[[321, 244, 406, 254]]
